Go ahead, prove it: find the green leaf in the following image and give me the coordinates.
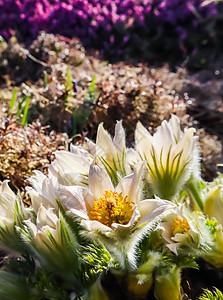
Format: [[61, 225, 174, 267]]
[[67, 66, 73, 88], [198, 288, 223, 300], [21, 95, 30, 126], [43, 70, 48, 89], [88, 73, 96, 102], [9, 87, 17, 114]]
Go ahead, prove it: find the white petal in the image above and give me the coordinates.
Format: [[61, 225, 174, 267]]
[[111, 205, 140, 231], [89, 161, 113, 200], [54, 150, 91, 174], [37, 205, 58, 228], [138, 199, 176, 224], [159, 222, 174, 244], [115, 163, 144, 204], [58, 185, 90, 218], [172, 128, 195, 164], [81, 219, 113, 232], [113, 120, 125, 153], [28, 190, 57, 212], [169, 114, 182, 142], [57, 170, 87, 186], [84, 139, 96, 156], [27, 171, 47, 194], [0, 180, 16, 198], [96, 123, 116, 158], [24, 219, 38, 237], [126, 148, 140, 166], [70, 144, 90, 156], [135, 121, 153, 159], [166, 242, 179, 255], [68, 208, 90, 219], [153, 120, 175, 164], [41, 178, 57, 204]]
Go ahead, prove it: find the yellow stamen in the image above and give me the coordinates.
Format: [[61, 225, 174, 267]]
[[172, 217, 190, 236], [91, 190, 134, 227]]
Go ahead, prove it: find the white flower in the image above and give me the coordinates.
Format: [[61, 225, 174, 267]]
[[155, 266, 181, 300], [204, 186, 223, 225], [95, 121, 139, 178], [26, 170, 58, 212], [51, 121, 139, 188], [24, 205, 60, 251], [204, 223, 223, 268], [58, 161, 175, 234], [0, 181, 17, 228], [135, 114, 199, 199], [160, 204, 212, 255], [50, 148, 93, 186]]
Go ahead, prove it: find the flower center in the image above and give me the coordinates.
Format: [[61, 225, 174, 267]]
[[91, 190, 134, 227], [172, 217, 190, 236]]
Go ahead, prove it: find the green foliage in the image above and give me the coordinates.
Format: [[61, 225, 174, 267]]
[[88, 73, 96, 102], [66, 67, 73, 89], [8, 88, 31, 125], [206, 219, 219, 235], [185, 176, 204, 211], [9, 87, 17, 114], [43, 70, 48, 89], [198, 288, 223, 300], [0, 258, 71, 300], [80, 243, 113, 284]]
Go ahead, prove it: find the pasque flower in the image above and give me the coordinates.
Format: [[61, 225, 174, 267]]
[[204, 186, 223, 225], [26, 170, 59, 212], [135, 114, 199, 199], [160, 204, 212, 255], [155, 266, 181, 300], [58, 160, 174, 234], [0, 181, 18, 229], [24, 204, 60, 251], [94, 121, 139, 180], [0, 180, 29, 230], [50, 121, 138, 187], [204, 222, 223, 268]]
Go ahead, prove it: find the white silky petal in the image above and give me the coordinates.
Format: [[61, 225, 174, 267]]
[[28, 190, 57, 212], [89, 161, 113, 200], [115, 162, 144, 204], [24, 219, 38, 237], [57, 171, 86, 186], [172, 128, 195, 164], [111, 205, 140, 231], [81, 219, 113, 232], [135, 121, 153, 159], [138, 199, 176, 225], [115, 173, 137, 202], [153, 120, 175, 163], [68, 208, 90, 219], [41, 178, 57, 204], [172, 232, 191, 243], [169, 114, 182, 142], [0, 180, 16, 198], [27, 170, 47, 194], [96, 123, 116, 158], [58, 185, 90, 218], [70, 144, 90, 156], [113, 120, 125, 153], [126, 148, 140, 165], [84, 139, 96, 156], [37, 205, 58, 229], [54, 150, 91, 174], [166, 243, 179, 255]]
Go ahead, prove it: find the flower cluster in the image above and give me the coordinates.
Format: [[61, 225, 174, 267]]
[[0, 115, 222, 299], [0, 0, 217, 62]]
